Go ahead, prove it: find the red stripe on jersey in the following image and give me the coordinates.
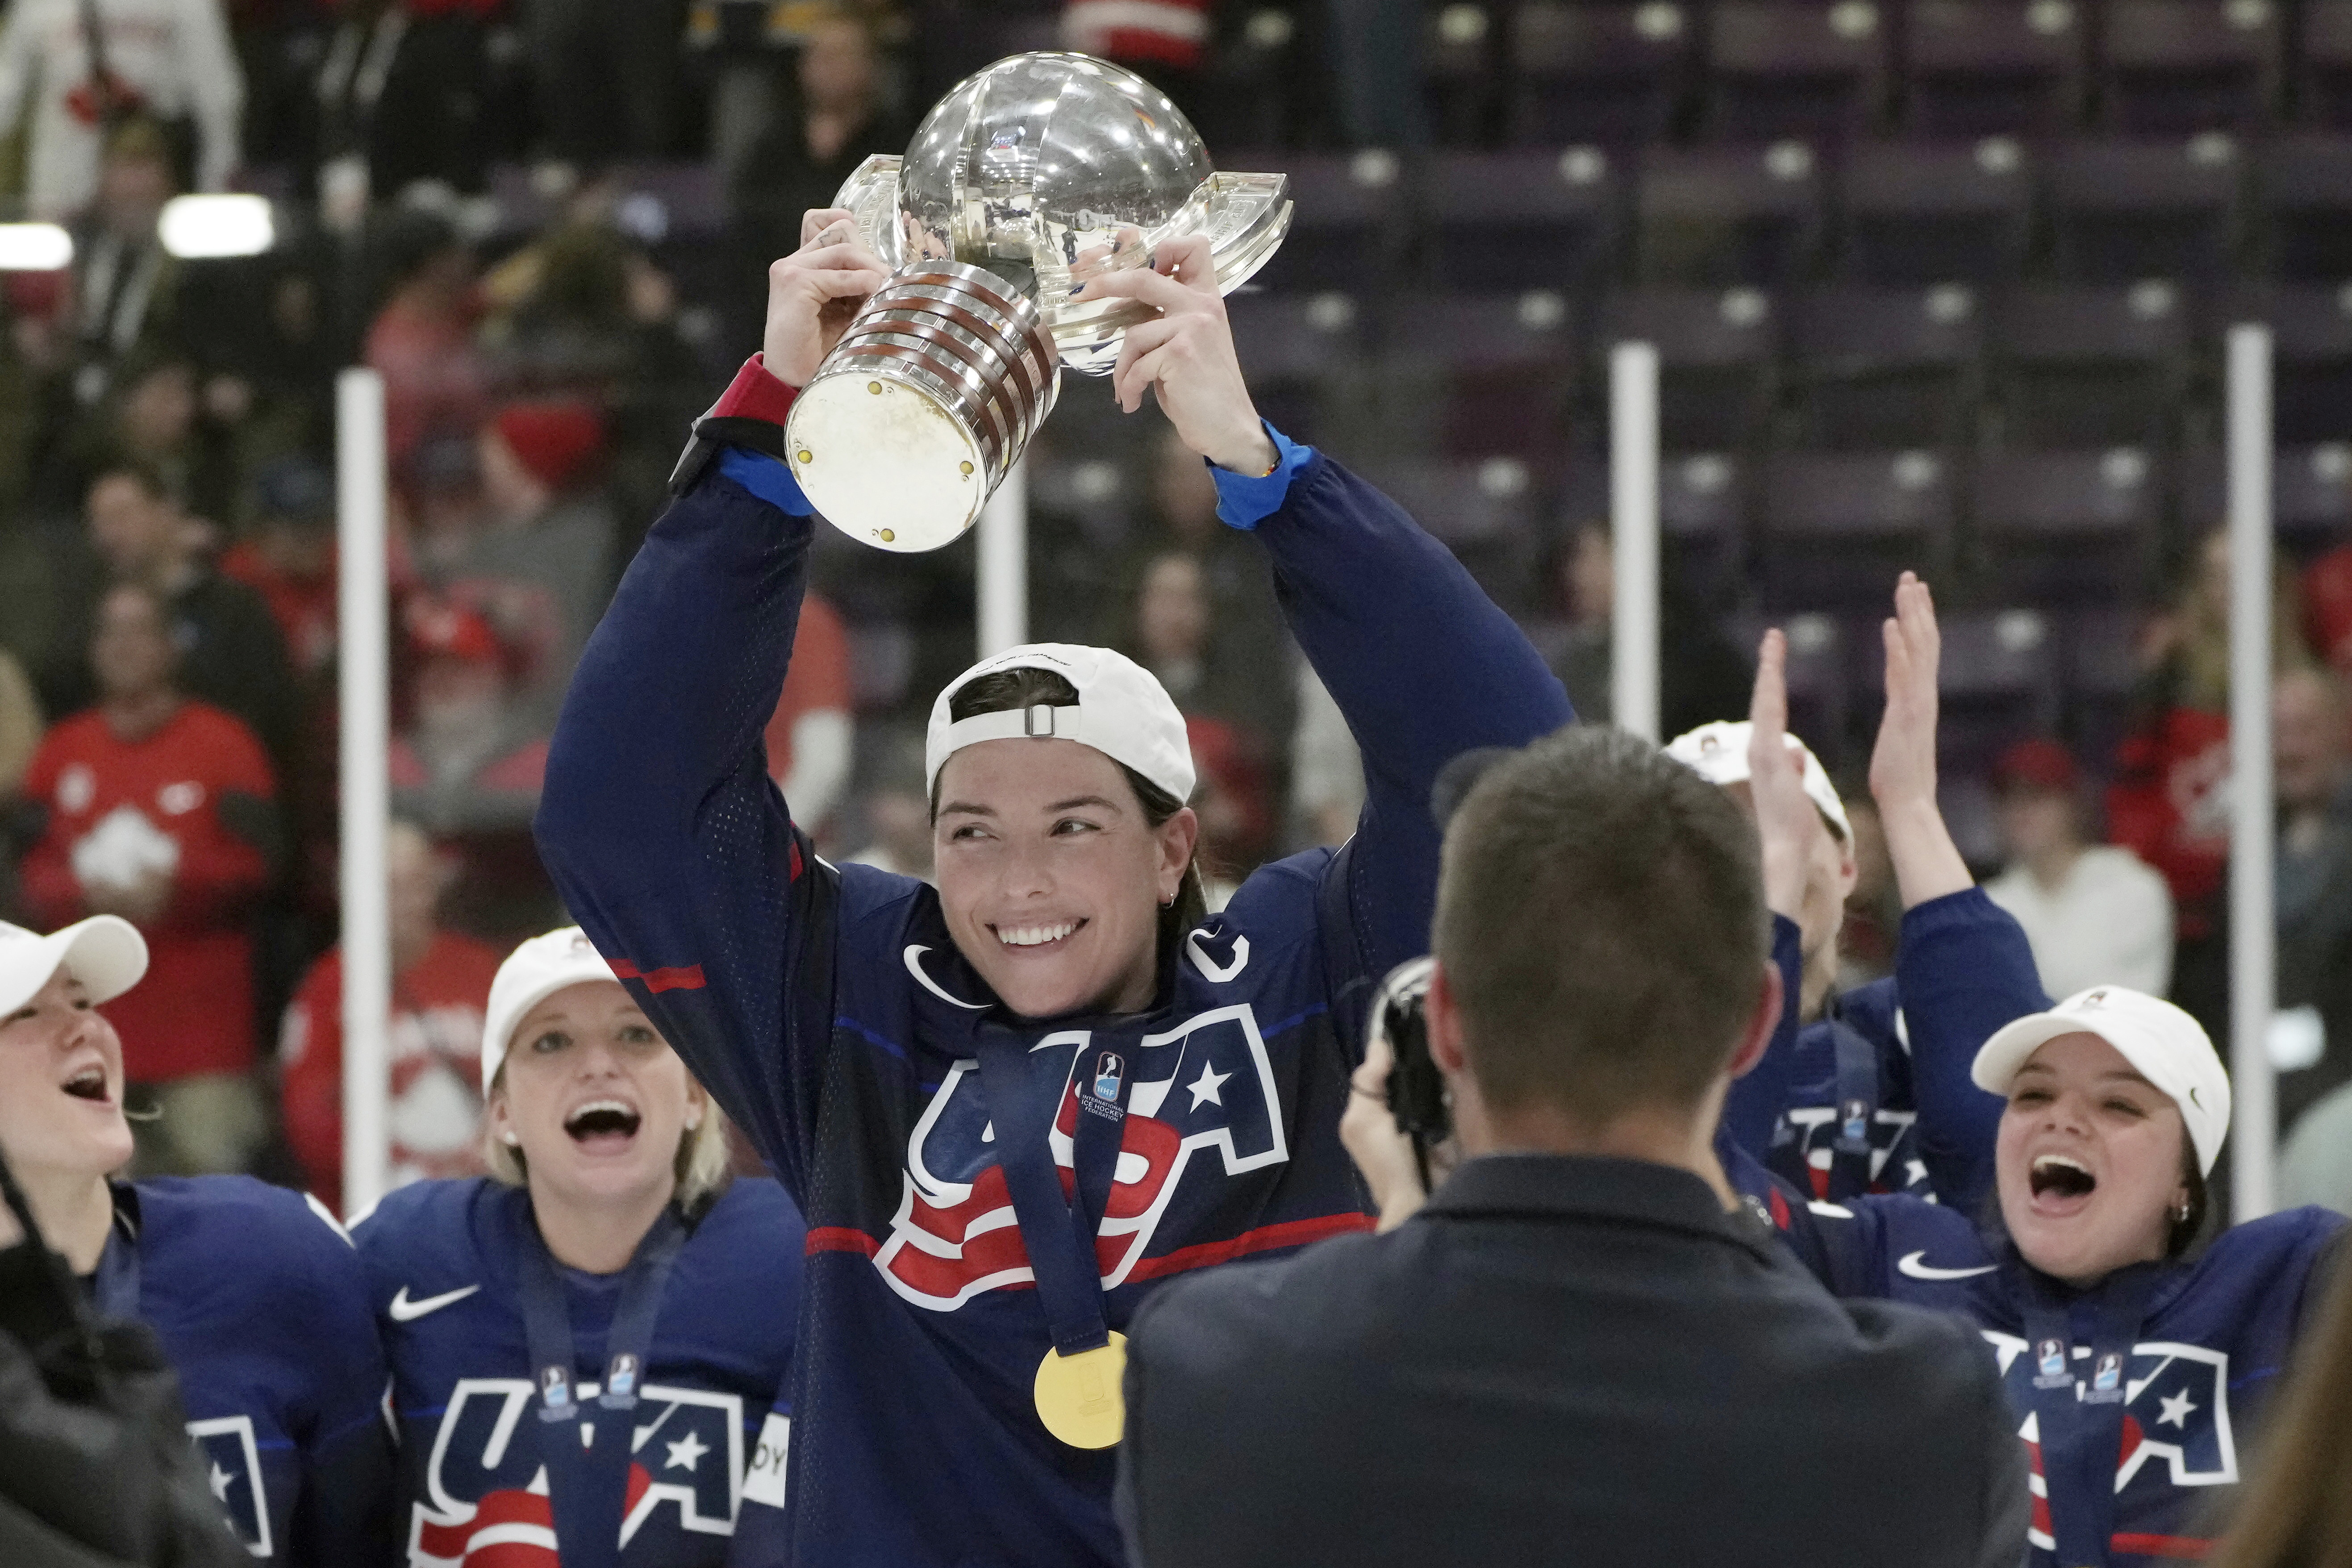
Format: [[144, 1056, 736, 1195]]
[[806, 1226, 881, 1256], [609, 959, 708, 993], [2111, 1534, 2214, 1560], [1768, 1186, 1790, 1230], [415, 1486, 555, 1564], [789, 839, 804, 881], [1123, 1212, 1376, 1280]]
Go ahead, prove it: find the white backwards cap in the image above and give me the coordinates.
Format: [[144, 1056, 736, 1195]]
[[926, 643, 1196, 803], [1664, 720, 1852, 844]]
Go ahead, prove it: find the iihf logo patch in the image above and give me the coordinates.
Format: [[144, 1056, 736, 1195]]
[[1093, 1054, 1124, 1105]]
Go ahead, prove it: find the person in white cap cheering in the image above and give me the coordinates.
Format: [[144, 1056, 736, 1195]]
[[532, 209, 1574, 1567], [1673, 572, 2049, 1214], [1783, 984, 2346, 1568], [0, 914, 396, 1563], [350, 925, 805, 1568]]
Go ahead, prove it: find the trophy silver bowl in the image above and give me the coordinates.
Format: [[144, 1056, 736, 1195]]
[[784, 51, 1293, 552]]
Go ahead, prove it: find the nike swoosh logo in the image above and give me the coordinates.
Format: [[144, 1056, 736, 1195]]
[[1897, 1251, 1997, 1281], [389, 1284, 481, 1321]]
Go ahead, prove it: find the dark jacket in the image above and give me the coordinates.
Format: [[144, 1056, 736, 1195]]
[[1117, 1153, 2031, 1568]]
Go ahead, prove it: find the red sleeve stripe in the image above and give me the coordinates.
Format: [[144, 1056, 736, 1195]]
[[806, 1226, 881, 1257], [2110, 1534, 2213, 1560], [609, 959, 708, 993]]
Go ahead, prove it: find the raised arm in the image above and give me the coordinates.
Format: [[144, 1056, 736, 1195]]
[[1868, 574, 2042, 1210], [534, 220, 892, 1193], [1083, 239, 1574, 1001]]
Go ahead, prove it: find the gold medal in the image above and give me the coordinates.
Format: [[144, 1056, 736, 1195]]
[[1032, 1332, 1128, 1449]]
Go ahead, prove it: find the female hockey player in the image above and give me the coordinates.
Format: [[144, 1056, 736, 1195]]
[[1785, 987, 2345, 1567], [531, 211, 1573, 1567], [351, 926, 804, 1568], [0, 915, 395, 1564]]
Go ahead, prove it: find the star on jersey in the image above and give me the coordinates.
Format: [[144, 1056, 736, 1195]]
[[1903, 1159, 1929, 1190], [665, 1430, 710, 1472], [2157, 1389, 2198, 1429], [208, 1463, 232, 1503], [1186, 1061, 1230, 1111]]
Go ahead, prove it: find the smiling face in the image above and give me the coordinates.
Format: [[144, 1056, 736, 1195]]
[[0, 967, 136, 1185], [933, 738, 1196, 1020], [486, 981, 705, 1216], [1995, 1031, 2192, 1286]]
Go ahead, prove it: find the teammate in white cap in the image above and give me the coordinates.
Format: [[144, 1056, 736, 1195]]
[[532, 209, 1573, 1565], [0, 915, 396, 1563], [1680, 573, 2050, 1211], [1781, 984, 2344, 1567], [350, 926, 805, 1568]]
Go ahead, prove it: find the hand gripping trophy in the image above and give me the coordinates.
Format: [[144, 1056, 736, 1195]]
[[783, 51, 1292, 552]]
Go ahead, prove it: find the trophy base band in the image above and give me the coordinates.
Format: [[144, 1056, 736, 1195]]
[[788, 262, 1059, 553]]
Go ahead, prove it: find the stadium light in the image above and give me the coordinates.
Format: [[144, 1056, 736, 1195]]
[[158, 194, 275, 259], [0, 223, 72, 270]]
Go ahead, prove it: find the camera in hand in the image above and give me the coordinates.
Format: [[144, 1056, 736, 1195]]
[[1373, 957, 1447, 1185]]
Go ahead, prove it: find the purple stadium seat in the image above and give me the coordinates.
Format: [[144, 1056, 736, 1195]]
[[1901, 0, 2085, 137], [1190, 7, 1307, 148], [1706, 1, 1891, 142], [2046, 135, 2246, 281], [1508, 1, 1693, 146], [2214, 281, 2352, 443], [1840, 137, 2036, 284], [2100, 0, 2280, 133], [1597, 287, 1782, 450], [1225, 290, 1372, 444], [1758, 448, 1956, 605], [1860, 607, 2064, 776], [2261, 135, 2352, 282], [1420, 148, 1622, 291], [1787, 284, 1986, 448], [2179, 442, 2352, 545], [1423, 3, 1502, 147], [1558, 450, 1751, 601], [2301, 0, 2352, 129], [1635, 141, 1826, 284], [1236, 150, 1408, 293], [1350, 456, 1545, 611], [1988, 283, 2193, 448], [1380, 291, 1581, 460], [1972, 445, 2165, 597]]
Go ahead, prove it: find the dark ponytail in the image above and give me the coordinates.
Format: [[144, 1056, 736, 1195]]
[[935, 667, 1209, 959]]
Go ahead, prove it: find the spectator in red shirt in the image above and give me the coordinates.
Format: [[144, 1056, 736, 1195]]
[[219, 455, 337, 680], [363, 209, 484, 467], [278, 818, 501, 1214], [390, 591, 547, 832], [17, 581, 280, 1174], [762, 588, 852, 834]]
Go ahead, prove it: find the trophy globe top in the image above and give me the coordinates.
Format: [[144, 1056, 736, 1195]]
[[834, 51, 1291, 376]]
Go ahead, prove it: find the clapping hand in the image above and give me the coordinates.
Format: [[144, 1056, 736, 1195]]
[[1867, 572, 1974, 907]]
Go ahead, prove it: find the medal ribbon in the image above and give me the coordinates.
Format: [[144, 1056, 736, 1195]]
[[514, 1205, 688, 1568], [2010, 1258, 2162, 1568], [91, 1184, 141, 1321], [973, 1024, 1134, 1358]]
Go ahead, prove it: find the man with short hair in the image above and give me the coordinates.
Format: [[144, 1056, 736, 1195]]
[[1115, 724, 2030, 1568]]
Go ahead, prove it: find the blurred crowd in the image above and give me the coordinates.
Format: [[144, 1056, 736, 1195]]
[[0, 0, 2344, 1220]]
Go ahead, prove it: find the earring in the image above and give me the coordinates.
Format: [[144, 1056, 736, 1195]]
[[1159, 896, 1174, 910], [2172, 1198, 2191, 1223], [685, 1111, 704, 1131], [501, 1130, 521, 1147]]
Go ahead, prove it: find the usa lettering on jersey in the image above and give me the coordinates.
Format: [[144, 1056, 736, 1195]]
[[1982, 1331, 2238, 1557], [407, 1379, 744, 1567], [1774, 1105, 1923, 1196], [873, 1002, 1289, 1310]]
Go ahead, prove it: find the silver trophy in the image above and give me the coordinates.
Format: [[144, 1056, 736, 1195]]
[[784, 52, 1293, 552]]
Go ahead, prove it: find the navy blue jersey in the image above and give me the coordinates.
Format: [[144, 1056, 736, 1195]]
[[351, 1176, 805, 1568], [105, 1176, 396, 1566], [534, 438, 1572, 1567], [1723, 890, 2046, 1209], [1780, 1190, 2345, 1564]]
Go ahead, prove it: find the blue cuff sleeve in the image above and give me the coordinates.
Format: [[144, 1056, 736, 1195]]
[[720, 446, 814, 517], [1210, 422, 1314, 531]]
